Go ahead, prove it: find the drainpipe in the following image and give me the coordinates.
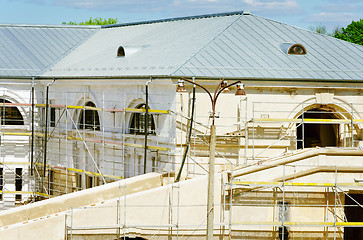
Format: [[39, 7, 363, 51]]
[[43, 79, 55, 177], [144, 77, 152, 174], [31, 77, 35, 176], [176, 77, 196, 182]]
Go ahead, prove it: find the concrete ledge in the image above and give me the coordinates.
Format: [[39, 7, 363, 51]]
[[0, 172, 163, 227]]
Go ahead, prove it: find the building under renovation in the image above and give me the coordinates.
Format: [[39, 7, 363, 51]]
[[0, 11, 363, 239]]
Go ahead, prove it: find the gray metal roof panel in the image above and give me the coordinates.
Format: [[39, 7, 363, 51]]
[[0, 25, 98, 77], [174, 14, 363, 81], [2, 12, 363, 82], [44, 14, 240, 77]]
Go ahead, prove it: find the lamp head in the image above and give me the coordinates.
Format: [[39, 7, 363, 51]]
[[176, 80, 186, 92], [235, 83, 246, 96], [221, 80, 230, 93]]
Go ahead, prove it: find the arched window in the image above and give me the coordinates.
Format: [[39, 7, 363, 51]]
[[78, 102, 100, 131], [287, 44, 306, 55], [0, 99, 24, 125], [130, 104, 155, 134]]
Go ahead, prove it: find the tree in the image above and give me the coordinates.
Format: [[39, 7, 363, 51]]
[[62, 17, 118, 26], [334, 19, 363, 45], [309, 24, 329, 35]]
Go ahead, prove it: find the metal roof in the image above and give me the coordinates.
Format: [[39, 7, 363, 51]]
[[0, 25, 98, 77], [1, 11, 362, 82]]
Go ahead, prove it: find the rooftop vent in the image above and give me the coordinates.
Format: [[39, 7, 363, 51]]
[[280, 43, 307, 55], [117, 46, 125, 57]]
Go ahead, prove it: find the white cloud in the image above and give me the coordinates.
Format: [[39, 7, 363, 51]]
[[306, 12, 359, 23], [243, 0, 299, 10], [52, 0, 171, 11], [304, 11, 362, 32], [242, 0, 302, 15]]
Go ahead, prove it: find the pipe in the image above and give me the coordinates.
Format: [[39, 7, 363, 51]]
[[144, 77, 152, 174], [31, 77, 35, 176], [43, 79, 55, 177], [176, 79, 196, 182]]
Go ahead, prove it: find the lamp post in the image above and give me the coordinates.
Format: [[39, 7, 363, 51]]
[[177, 78, 246, 239]]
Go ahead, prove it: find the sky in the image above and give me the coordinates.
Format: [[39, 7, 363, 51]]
[[0, 0, 362, 33]]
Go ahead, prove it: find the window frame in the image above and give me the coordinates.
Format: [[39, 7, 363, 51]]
[[78, 101, 101, 131], [129, 103, 156, 135]]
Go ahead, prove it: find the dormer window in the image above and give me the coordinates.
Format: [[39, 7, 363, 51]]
[[280, 43, 307, 55], [288, 44, 306, 55], [117, 46, 125, 57]]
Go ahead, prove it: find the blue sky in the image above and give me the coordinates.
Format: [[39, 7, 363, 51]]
[[1, 0, 362, 33]]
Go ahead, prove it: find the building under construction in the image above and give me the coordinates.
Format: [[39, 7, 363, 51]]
[[0, 11, 363, 239]]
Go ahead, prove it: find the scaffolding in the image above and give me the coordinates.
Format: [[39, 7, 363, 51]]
[[0, 88, 175, 208], [1, 86, 363, 239]]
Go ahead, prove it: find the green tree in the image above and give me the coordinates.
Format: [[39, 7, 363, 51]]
[[334, 19, 363, 45], [62, 17, 118, 25]]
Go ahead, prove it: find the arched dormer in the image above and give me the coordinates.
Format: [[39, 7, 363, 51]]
[[280, 43, 307, 55]]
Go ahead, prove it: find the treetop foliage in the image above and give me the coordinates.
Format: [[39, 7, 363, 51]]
[[62, 17, 118, 26], [334, 19, 363, 45], [309, 24, 328, 35]]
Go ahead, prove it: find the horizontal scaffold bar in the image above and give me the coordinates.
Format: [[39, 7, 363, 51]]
[[253, 118, 361, 124], [1, 132, 169, 152], [0, 161, 123, 180], [0, 190, 51, 198], [1, 102, 169, 114], [232, 181, 363, 187], [232, 221, 363, 227]]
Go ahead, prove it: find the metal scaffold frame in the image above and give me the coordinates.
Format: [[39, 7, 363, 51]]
[[0, 88, 176, 206], [1, 85, 363, 239]]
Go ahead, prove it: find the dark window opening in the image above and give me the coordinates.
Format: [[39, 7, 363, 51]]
[[288, 44, 306, 55], [297, 109, 339, 149], [79, 102, 100, 131], [86, 175, 93, 189], [15, 168, 22, 201], [344, 193, 363, 239], [0, 99, 24, 125], [278, 226, 289, 240], [117, 46, 125, 57], [278, 201, 289, 239], [130, 104, 156, 135], [76, 173, 82, 191], [50, 107, 56, 127], [49, 170, 54, 196]]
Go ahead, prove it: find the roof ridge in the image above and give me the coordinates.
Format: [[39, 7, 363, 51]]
[[171, 12, 246, 76], [0, 24, 100, 29], [102, 10, 249, 29]]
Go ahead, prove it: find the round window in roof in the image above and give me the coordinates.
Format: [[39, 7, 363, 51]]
[[288, 44, 306, 55], [117, 46, 125, 57]]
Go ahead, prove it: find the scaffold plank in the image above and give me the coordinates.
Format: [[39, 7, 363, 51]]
[[232, 181, 363, 187], [231, 221, 363, 227], [1, 102, 168, 114], [253, 118, 352, 123]]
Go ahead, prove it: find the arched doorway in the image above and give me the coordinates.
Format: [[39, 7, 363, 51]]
[[297, 108, 339, 149]]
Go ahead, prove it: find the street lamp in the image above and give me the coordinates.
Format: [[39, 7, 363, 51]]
[[177, 78, 245, 239]]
